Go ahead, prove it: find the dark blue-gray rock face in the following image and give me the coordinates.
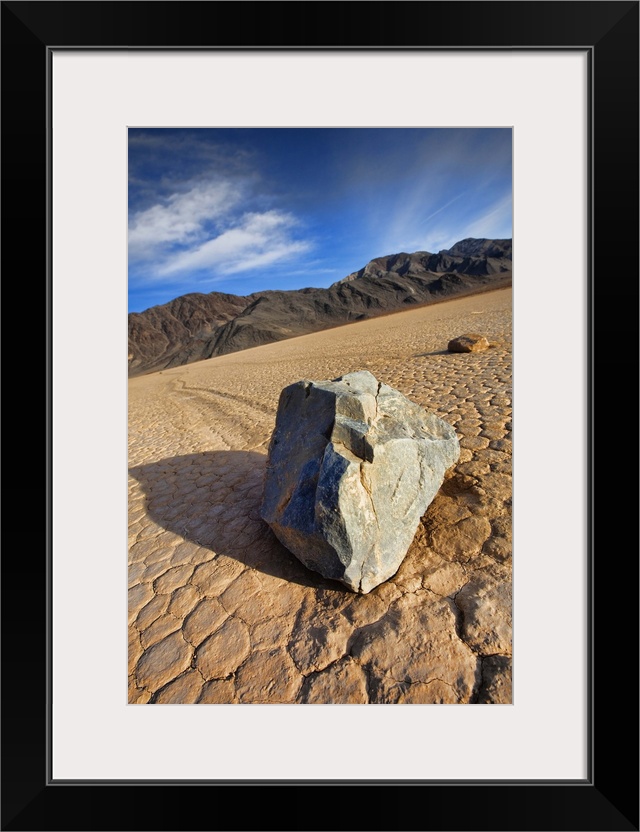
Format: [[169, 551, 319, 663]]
[[261, 371, 460, 593]]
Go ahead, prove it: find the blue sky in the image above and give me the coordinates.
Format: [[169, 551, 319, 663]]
[[128, 128, 512, 313]]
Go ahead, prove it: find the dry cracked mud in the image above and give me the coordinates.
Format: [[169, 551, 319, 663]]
[[128, 288, 512, 704]]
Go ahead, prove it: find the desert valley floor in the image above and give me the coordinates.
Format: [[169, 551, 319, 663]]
[[128, 287, 513, 704]]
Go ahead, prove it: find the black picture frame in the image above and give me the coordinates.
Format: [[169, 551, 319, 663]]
[[2, 2, 638, 830]]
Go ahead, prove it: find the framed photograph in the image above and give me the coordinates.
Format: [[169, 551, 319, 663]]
[[126, 123, 515, 707], [3, 2, 637, 830]]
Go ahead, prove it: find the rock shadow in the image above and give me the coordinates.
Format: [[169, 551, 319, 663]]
[[413, 349, 450, 357], [129, 451, 347, 591]]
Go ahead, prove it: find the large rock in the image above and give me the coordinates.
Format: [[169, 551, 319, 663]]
[[260, 371, 460, 593]]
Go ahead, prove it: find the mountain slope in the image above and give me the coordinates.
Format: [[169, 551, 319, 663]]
[[128, 238, 512, 376]]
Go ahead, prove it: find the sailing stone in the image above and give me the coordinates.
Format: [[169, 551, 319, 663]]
[[260, 370, 460, 593]]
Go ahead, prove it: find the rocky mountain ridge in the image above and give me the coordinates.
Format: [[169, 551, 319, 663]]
[[128, 238, 512, 376]]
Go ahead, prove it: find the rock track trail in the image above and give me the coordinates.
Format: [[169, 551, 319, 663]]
[[128, 287, 512, 704]]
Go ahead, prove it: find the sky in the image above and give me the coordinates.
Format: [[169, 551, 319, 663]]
[[128, 128, 512, 313]]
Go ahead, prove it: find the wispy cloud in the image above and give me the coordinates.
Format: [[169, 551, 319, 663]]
[[128, 180, 239, 260], [462, 193, 512, 239], [422, 192, 466, 225], [129, 127, 312, 283], [420, 192, 512, 253], [337, 128, 512, 258], [128, 128, 512, 312], [158, 210, 311, 277]]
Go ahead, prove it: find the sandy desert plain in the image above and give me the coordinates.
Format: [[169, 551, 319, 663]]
[[128, 286, 513, 704]]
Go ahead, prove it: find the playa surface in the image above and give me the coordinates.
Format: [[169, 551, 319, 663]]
[[128, 287, 512, 704]]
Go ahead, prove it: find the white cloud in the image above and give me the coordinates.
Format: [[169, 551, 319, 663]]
[[157, 210, 311, 278], [128, 180, 239, 259], [129, 167, 314, 284], [221, 242, 311, 275]]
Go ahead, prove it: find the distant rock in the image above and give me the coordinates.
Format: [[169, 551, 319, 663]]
[[448, 333, 491, 353], [260, 370, 460, 593], [128, 238, 512, 376]]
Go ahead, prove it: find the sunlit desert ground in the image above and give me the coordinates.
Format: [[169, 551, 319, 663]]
[[128, 287, 512, 704]]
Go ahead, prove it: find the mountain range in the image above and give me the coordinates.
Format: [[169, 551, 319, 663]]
[[128, 238, 512, 377]]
